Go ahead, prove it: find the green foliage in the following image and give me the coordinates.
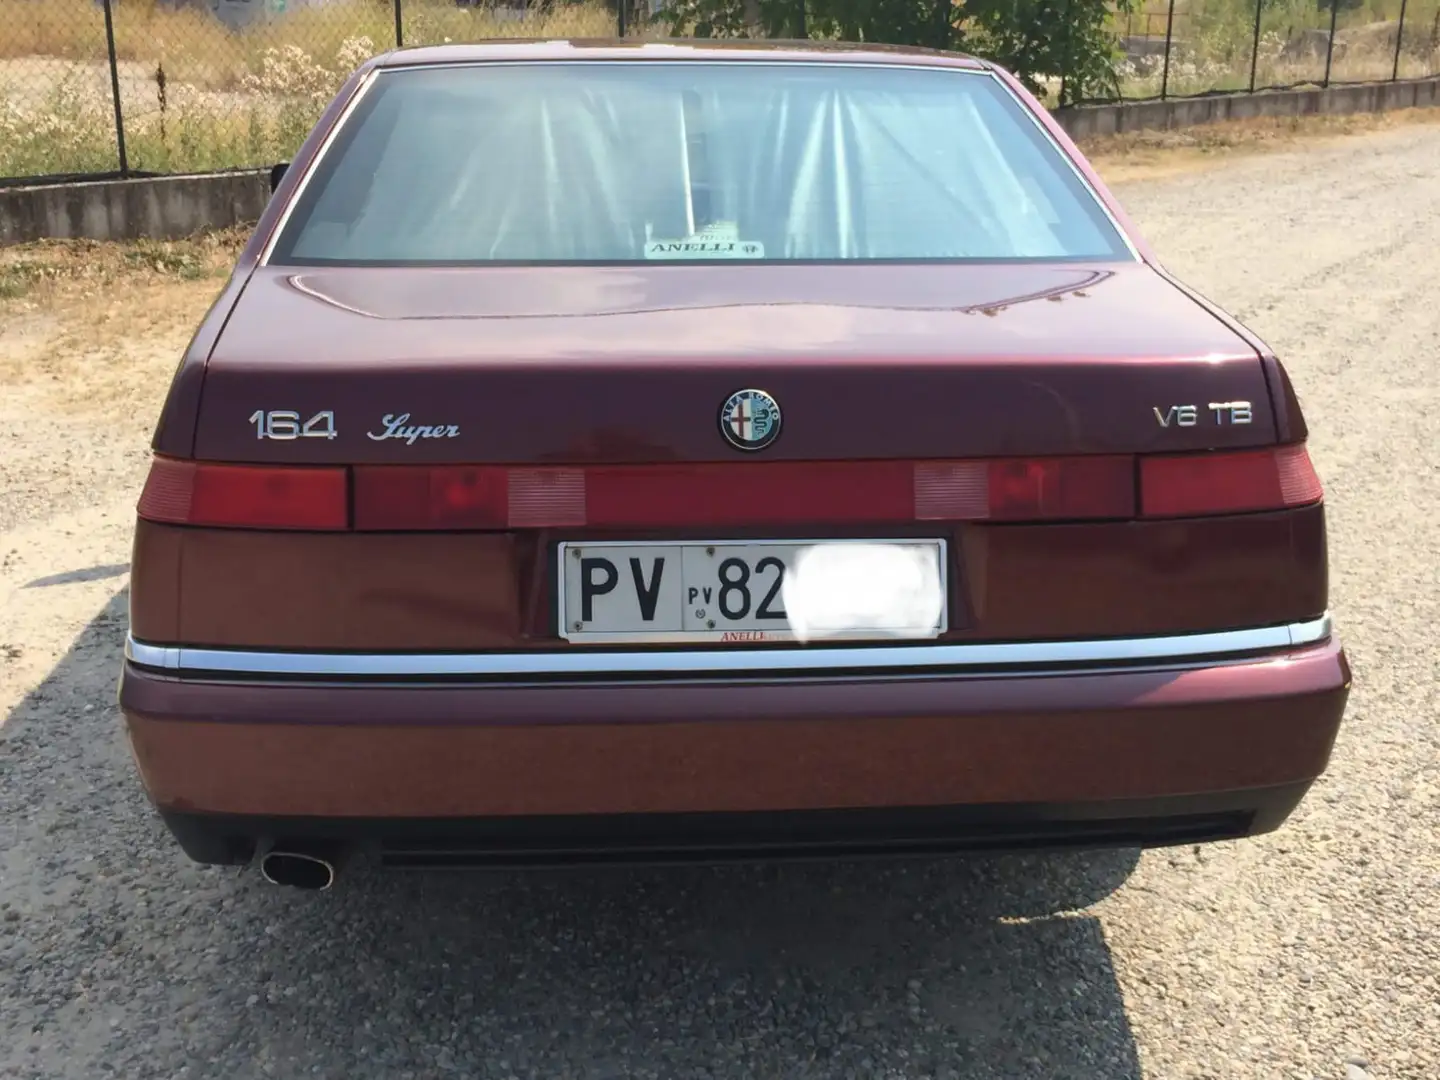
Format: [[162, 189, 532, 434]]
[[969, 0, 1129, 102], [655, 0, 1134, 103]]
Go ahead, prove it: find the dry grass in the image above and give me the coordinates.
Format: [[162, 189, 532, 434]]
[[1078, 103, 1440, 181], [0, 227, 246, 302], [0, 228, 250, 436], [1100, 0, 1440, 99], [0, 0, 621, 175], [0, 0, 1435, 176], [0, 228, 244, 373], [0, 0, 618, 91]]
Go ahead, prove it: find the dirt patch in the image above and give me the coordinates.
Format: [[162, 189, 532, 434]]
[[0, 229, 246, 528]]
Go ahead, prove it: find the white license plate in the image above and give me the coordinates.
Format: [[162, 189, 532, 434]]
[[558, 539, 948, 645]]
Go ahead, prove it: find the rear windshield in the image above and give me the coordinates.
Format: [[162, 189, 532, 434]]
[[269, 61, 1134, 266]]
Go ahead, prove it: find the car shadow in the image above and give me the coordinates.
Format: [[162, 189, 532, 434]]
[[23, 562, 131, 589], [0, 590, 1144, 1080]]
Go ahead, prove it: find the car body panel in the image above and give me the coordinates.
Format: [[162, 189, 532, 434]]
[[121, 636, 1348, 820], [124, 40, 1347, 871], [128, 506, 1327, 650], [192, 262, 1273, 464]]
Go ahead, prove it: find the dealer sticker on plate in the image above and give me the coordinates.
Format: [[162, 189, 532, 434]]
[[558, 539, 947, 645]]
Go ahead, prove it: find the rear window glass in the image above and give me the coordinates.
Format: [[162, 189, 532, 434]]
[[269, 61, 1134, 266]]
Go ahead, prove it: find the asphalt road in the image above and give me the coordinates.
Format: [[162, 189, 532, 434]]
[[1, 121, 1438, 1079]]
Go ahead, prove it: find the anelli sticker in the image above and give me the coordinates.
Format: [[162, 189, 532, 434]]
[[644, 221, 765, 261]]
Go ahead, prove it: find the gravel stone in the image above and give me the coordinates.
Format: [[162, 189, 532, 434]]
[[2, 121, 1439, 1080]]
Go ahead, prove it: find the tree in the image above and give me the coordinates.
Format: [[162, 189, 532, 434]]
[[655, 0, 1132, 105]]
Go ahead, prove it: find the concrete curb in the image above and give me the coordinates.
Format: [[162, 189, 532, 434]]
[[1053, 75, 1440, 139], [0, 169, 270, 248], [2, 76, 1438, 247]]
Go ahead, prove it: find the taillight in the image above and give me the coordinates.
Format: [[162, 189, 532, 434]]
[[353, 462, 909, 530], [978, 457, 1135, 522], [137, 458, 348, 530], [352, 465, 510, 530], [1140, 444, 1322, 518], [138, 445, 1321, 532], [584, 462, 913, 527], [350, 458, 1134, 530]]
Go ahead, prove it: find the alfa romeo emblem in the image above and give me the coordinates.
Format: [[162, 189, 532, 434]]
[[719, 388, 782, 451]]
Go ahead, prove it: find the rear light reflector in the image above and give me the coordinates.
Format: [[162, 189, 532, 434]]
[[138, 458, 348, 530], [585, 462, 915, 527], [510, 469, 586, 527], [353, 462, 915, 530], [1140, 444, 1322, 518], [913, 462, 988, 520], [351, 458, 1134, 530]]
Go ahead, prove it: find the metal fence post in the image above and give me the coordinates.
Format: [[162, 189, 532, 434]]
[[394, 0, 404, 48], [1057, 0, 1073, 107], [1248, 0, 1264, 92], [1322, 0, 1339, 87], [618, 0, 627, 38], [1160, 0, 1176, 100], [1393, 0, 1409, 81], [101, 0, 129, 177]]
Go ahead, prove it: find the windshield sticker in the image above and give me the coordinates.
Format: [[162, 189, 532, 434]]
[[644, 221, 764, 261]]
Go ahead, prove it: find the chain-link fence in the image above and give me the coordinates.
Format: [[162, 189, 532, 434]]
[[2, 0, 1438, 182], [0, 0, 634, 182], [1094, 0, 1440, 102]]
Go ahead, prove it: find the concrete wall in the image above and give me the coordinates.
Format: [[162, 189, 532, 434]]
[[2, 75, 1438, 247], [1054, 75, 1440, 139], [0, 170, 270, 248]]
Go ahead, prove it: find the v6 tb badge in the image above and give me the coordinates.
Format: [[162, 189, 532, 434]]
[[1153, 401, 1252, 428]]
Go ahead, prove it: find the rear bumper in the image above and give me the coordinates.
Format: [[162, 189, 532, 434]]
[[118, 624, 1350, 861]]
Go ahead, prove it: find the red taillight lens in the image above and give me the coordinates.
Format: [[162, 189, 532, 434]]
[[914, 457, 1134, 521], [1140, 444, 1322, 518], [986, 456, 1135, 521], [585, 462, 913, 527], [352, 459, 1133, 530], [352, 466, 588, 530], [140, 445, 1321, 532], [352, 465, 508, 530], [138, 458, 348, 530]]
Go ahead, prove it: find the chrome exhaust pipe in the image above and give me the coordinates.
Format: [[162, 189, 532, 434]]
[[259, 845, 346, 890]]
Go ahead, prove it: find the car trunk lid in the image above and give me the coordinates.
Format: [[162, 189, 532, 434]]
[[191, 261, 1277, 463]]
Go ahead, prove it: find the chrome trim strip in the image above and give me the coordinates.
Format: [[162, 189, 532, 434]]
[[125, 638, 180, 671], [125, 614, 1332, 679], [377, 58, 997, 76]]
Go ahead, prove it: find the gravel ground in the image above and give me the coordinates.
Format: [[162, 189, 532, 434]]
[[2, 123, 1438, 1080]]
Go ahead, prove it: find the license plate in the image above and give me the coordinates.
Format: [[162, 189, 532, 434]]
[[557, 539, 948, 645]]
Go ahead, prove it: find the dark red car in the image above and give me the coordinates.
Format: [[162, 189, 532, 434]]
[[119, 40, 1350, 890]]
